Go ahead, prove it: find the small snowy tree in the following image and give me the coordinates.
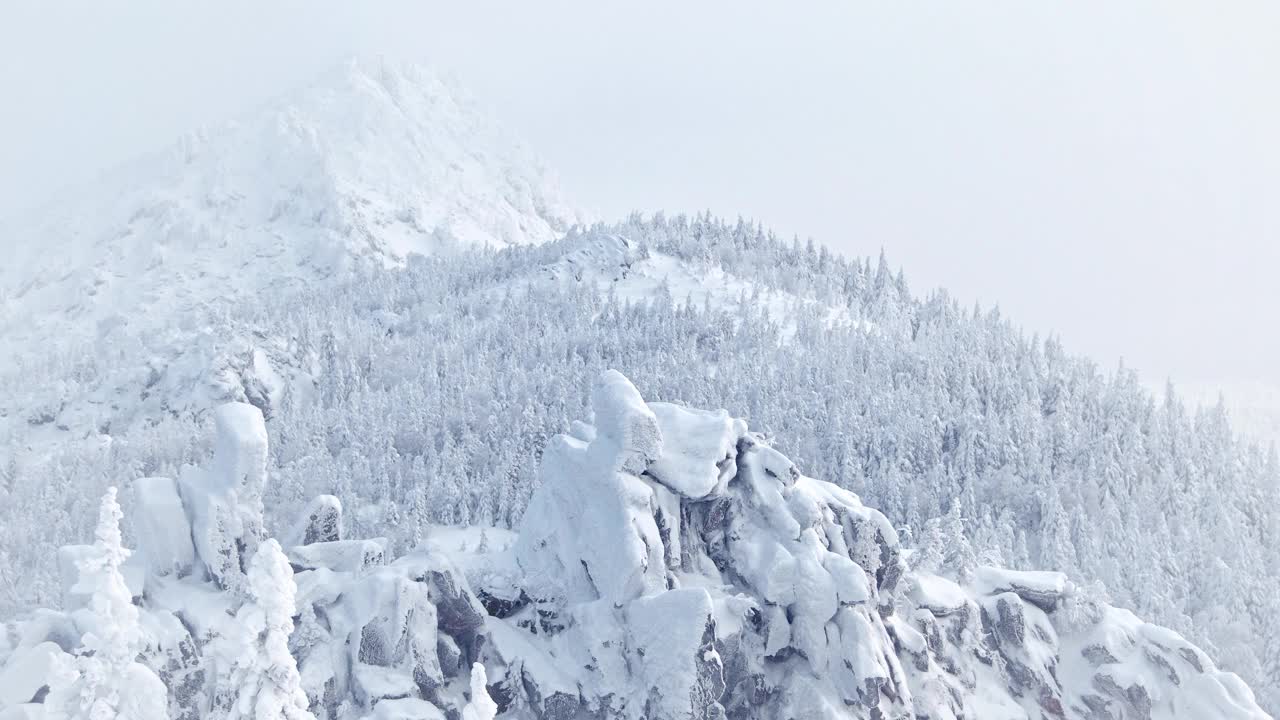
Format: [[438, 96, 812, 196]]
[[1039, 483, 1076, 573], [941, 500, 977, 583], [461, 663, 498, 720], [212, 538, 315, 720], [911, 517, 946, 575], [46, 487, 169, 720]]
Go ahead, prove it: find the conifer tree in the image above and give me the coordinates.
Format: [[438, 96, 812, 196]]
[[211, 539, 314, 720], [46, 487, 168, 720]]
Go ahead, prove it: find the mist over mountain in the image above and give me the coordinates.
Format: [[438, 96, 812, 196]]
[[0, 56, 579, 370], [0, 60, 1275, 719]]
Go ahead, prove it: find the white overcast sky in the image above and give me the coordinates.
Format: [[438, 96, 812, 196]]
[[2, 1, 1278, 392]]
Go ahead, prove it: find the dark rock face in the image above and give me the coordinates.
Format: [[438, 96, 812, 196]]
[[477, 585, 529, 619], [687, 621, 728, 720], [984, 577, 1064, 613], [425, 568, 488, 638], [1083, 644, 1120, 667], [1081, 693, 1118, 720], [1095, 672, 1154, 720], [1178, 647, 1206, 674], [1143, 647, 1181, 686], [995, 594, 1027, 647]]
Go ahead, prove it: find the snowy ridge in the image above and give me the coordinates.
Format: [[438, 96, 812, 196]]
[[0, 373, 1267, 719], [526, 227, 865, 338]]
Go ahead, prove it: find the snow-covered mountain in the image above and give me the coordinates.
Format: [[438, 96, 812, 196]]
[[0, 374, 1268, 719], [0, 56, 582, 446], [1, 60, 1278, 718]]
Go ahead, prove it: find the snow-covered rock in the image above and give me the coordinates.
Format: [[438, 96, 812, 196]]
[[975, 566, 1070, 612], [178, 402, 270, 593], [288, 539, 387, 575], [0, 373, 1269, 720], [285, 495, 344, 548], [646, 402, 747, 499], [133, 476, 198, 580], [492, 372, 1269, 720], [0, 642, 64, 706], [513, 370, 669, 606]]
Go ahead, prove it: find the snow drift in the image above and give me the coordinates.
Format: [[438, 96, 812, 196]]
[[0, 374, 1269, 719]]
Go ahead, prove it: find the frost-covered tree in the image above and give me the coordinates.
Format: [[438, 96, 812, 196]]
[[45, 487, 169, 720], [1039, 483, 1076, 574], [940, 500, 977, 583], [911, 517, 947, 575], [461, 663, 498, 720], [211, 539, 315, 720]]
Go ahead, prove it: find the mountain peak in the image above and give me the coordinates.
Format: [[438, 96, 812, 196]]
[[164, 54, 583, 257], [0, 56, 584, 357]]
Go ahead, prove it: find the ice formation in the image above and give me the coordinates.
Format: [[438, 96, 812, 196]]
[[0, 378, 1270, 720]]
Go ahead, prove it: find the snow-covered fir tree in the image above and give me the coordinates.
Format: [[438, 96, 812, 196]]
[[210, 539, 314, 720], [43, 488, 168, 720]]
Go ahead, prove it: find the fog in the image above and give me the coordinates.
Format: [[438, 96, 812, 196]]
[[2, 1, 1277, 391]]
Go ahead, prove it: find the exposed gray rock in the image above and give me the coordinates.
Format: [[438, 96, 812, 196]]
[[290, 494, 344, 546], [1082, 643, 1120, 667]]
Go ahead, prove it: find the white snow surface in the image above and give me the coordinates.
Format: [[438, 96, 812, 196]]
[[513, 370, 669, 606], [646, 402, 747, 498]]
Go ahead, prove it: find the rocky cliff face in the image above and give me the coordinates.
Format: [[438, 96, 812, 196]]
[[0, 372, 1268, 719]]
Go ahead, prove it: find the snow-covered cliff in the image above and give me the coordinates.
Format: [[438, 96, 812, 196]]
[[0, 373, 1266, 719]]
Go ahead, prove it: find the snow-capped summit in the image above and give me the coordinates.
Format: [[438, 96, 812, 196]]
[[0, 57, 584, 444], [0, 56, 582, 356]]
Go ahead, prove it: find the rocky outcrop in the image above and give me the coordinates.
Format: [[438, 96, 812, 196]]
[[0, 403, 488, 720], [0, 377, 1270, 720], [485, 372, 1269, 720]]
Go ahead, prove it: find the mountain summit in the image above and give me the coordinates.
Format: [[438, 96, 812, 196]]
[[0, 56, 582, 356], [0, 57, 584, 446]]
